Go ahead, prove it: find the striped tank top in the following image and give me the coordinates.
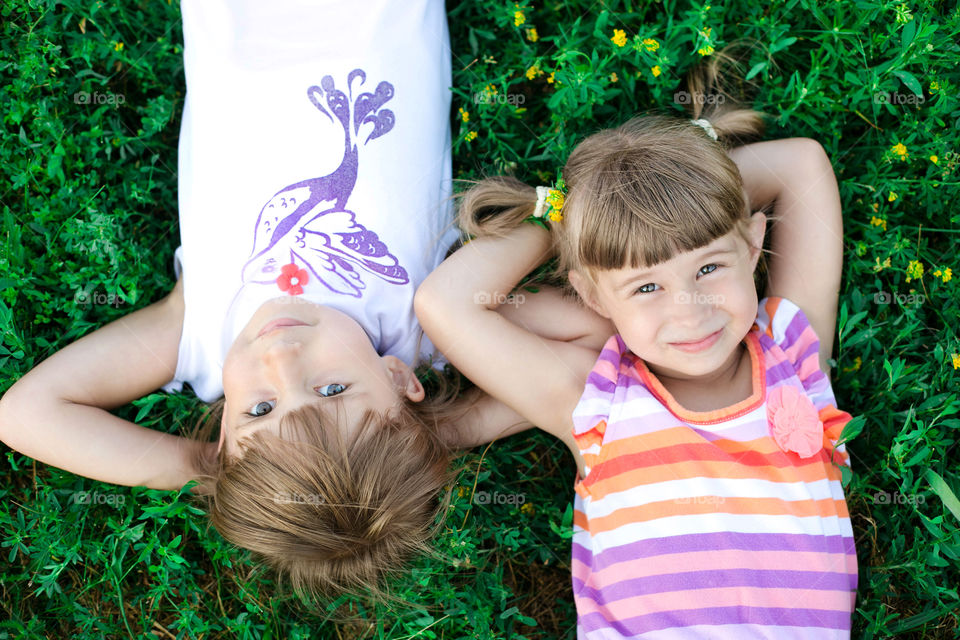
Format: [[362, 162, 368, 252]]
[[571, 297, 858, 639]]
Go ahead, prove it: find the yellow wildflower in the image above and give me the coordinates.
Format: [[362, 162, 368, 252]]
[[652, 65, 661, 77], [546, 189, 564, 211], [930, 80, 940, 91], [888, 191, 898, 202], [114, 41, 124, 52], [891, 142, 908, 160], [547, 71, 555, 84], [942, 267, 953, 283], [872, 202, 879, 212], [610, 72, 618, 83], [458, 108, 469, 123], [698, 45, 715, 56], [526, 27, 538, 42], [514, 10, 525, 27], [930, 155, 939, 164], [465, 131, 478, 142], [642, 38, 660, 52], [842, 356, 862, 373], [905, 260, 923, 283], [526, 64, 540, 80], [457, 486, 466, 498], [870, 216, 887, 231], [700, 27, 712, 38], [521, 502, 535, 515], [953, 353, 960, 370], [873, 256, 892, 272], [612, 29, 627, 47]]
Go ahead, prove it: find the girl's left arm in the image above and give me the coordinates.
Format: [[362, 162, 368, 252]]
[[728, 138, 844, 374]]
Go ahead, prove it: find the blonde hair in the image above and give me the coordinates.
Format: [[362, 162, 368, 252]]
[[458, 52, 769, 296], [186, 365, 480, 603]]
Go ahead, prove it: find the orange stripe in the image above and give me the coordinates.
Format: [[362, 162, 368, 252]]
[[579, 456, 845, 498], [574, 496, 851, 534], [763, 297, 781, 340], [597, 427, 819, 461]]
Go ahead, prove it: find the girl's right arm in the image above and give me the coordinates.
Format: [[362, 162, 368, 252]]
[[415, 224, 599, 449], [0, 276, 214, 491]]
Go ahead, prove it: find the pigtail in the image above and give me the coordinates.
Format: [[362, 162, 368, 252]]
[[684, 48, 766, 147], [455, 176, 539, 239]]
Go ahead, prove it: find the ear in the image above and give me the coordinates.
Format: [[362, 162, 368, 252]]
[[383, 356, 425, 402], [746, 211, 767, 269], [568, 269, 611, 319]]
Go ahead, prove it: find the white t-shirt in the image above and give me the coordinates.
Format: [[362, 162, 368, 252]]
[[162, 0, 458, 402]]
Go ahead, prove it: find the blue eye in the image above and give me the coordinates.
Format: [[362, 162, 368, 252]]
[[245, 384, 347, 417], [317, 383, 346, 396], [633, 283, 658, 295], [247, 400, 275, 417], [699, 264, 719, 276]]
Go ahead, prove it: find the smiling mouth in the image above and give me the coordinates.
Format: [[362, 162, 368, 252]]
[[257, 318, 309, 338], [669, 329, 722, 352]]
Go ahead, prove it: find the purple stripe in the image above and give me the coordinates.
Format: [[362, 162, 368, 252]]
[[579, 606, 852, 635], [765, 359, 798, 386], [572, 533, 856, 572], [573, 569, 854, 602], [782, 308, 810, 347], [587, 371, 617, 394]]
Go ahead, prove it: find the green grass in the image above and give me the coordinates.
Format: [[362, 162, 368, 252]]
[[1, 0, 959, 637]]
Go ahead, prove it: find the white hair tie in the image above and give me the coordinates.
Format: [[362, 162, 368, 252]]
[[533, 185, 551, 218], [690, 118, 718, 141]]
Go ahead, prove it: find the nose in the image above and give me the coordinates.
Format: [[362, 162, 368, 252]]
[[261, 339, 305, 380], [669, 289, 713, 326]]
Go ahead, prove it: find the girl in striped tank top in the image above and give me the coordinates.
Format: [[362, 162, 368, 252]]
[[416, 55, 857, 638]]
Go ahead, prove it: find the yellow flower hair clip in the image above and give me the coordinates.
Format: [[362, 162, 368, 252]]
[[528, 177, 566, 228]]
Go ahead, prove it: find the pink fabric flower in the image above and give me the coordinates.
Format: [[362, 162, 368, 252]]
[[767, 385, 823, 458], [276, 263, 309, 296]]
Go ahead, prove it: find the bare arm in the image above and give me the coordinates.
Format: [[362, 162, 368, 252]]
[[415, 225, 597, 454], [0, 276, 213, 490], [729, 138, 844, 374]]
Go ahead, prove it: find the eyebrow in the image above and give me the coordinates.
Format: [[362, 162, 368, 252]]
[[615, 247, 739, 292]]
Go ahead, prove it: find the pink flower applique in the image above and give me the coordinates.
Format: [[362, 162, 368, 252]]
[[276, 263, 309, 296], [767, 385, 823, 458]]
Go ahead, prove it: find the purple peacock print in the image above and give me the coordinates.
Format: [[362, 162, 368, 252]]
[[240, 69, 407, 298]]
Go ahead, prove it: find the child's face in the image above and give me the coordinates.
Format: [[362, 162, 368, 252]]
[[570, 213, 766, 383], [220, 299, 424, 456]]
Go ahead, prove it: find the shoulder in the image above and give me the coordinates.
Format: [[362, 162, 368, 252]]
[[754, 296, 821, 357]]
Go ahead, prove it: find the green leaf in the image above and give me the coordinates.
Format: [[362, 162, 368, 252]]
[[925, 470, 960, 522], [745, 61, 768, 81], [893, 69, 923, 96], [838, 415, 865, 445]]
